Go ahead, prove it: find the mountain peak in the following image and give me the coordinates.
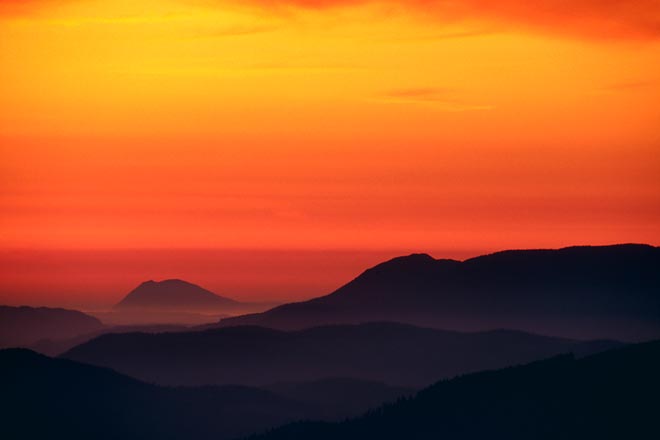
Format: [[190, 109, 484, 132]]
[[139, 279, 195, 287], [362, 253, 459, 278], [370, 253, 437, 270], [393, 253, 435, 261]]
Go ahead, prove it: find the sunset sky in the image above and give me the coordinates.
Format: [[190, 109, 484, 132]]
[[1, 0, 659, 306]]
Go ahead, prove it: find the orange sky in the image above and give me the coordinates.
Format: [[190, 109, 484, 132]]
[[1, 0, 659, 305]]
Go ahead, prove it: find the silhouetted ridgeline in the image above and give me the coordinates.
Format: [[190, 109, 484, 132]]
[[247, 340, 660, 440], [0, 306, 103, 348], [219, 244, 660, 340], [61, 322, 620, 387]]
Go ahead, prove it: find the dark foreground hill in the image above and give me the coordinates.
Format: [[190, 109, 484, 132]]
[[0, 349, 408, 440], [219, 244, 660, 340], [62, 322, 619, 387], [248, 340, 660, 440], [0, 305, 103, 348]]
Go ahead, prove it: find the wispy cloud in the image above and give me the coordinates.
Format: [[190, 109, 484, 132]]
[[587, 80, 656, 96], [375, 87, 494, 111], [599, 80, 655, 92], [396, 28, 497, 41], [191, 24, 279, 38]]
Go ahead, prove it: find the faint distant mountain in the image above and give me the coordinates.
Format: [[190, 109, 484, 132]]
[[0, 348, 313, 440], [248, 340, 660, 440], [90, 309, 229, 326], [115, 279, 242, 311], [28, 324, 188, 357], [61, 322, 620, 387], [219, 244, 660, 340], [0, 306, 103, 349]]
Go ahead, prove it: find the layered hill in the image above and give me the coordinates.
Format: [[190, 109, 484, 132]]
[[248, 340, 660, 440], [61, 322, 619, 387], [0, 306, 103, 348], [218, 244, 660, 340], [0, 348, 310, 440], [0, 349, 410, 439]]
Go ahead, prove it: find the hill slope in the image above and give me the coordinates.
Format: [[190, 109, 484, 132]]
[[0, 349, 311, 440], [61, 322, 619, 387], [219, 244, 660, 340], [265, 378, 413, 420], [248, 340, 660, 440]]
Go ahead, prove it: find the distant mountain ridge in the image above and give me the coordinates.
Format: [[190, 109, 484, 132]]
[[61, 322, 620, 387], [0, 306, 103, 348], [218, 244, 660, 340], [28, 324, 189, 357], [115, 279, 241, 311]]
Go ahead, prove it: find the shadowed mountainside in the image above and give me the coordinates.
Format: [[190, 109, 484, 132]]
[[265, 378, 413, 420], [219, 244, 660, 340], [247, 340, 660, 440], [0, 306, 104, 348], [61, 322, 620, 387]]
